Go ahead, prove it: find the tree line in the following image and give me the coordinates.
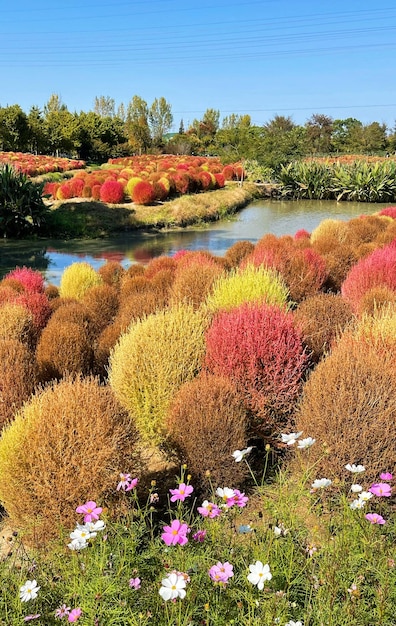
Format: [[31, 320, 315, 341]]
[[1, 93, 396, 169]]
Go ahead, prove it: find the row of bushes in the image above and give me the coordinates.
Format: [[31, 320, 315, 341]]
[[277, 159, 396, 202], [0, 207, 395, 540]]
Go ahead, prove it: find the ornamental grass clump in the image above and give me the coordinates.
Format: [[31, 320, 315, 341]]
[[0, 375, 140, 542], [59, 262, 103, 301], [0, 339, 37, 431], [294, 338, 396, 484], [341, 240, 396, 314], [167, 372, 248, 489], [109, 304, 208, 445], [205, 302, 308, 433], [205, 263, 289, 314]]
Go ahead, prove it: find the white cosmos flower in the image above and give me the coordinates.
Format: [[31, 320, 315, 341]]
[[70, 525, 93, 541], [350, 499, 366, 510], [19, 579, 40, 602], [345, 463, 365, 473], [311, 478, 332, 490], [84, 519, 106, 534], [159, 572, 186, 601], [285, 621, 303, 626], [350, 484, 363, 493], [247, 561, 272, 590], [297, 437, 315, 449], [358, 491, 373, 502], [273, 526, 282, 537], [67, 537, 89, 550], [280, 432, 303, 446], [232, 446, 253, 462], [216, 487, 235, 501]]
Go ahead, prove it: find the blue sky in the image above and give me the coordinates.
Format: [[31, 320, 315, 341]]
[[1, 0, 396, 131]]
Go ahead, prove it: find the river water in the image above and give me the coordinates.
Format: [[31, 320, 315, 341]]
[[0, 198, 390, 285]]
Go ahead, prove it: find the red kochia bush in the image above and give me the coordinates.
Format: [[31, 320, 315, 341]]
[[4, 267, 44, 293], [341, 240, 396, 313], [99, 180, 124, 204], [132, 181, 155, 205], [205, 303, 308, 433], [378, 206, 396, 219]]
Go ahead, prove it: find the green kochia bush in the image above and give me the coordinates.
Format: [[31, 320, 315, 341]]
[[109, 304, 208, 445], [0, 163, 48, 237]]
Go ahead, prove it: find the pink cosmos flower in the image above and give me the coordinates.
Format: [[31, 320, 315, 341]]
[[369, 483, 392, 497], [365, 513, 386, 525], [129, 577, 141, 589], [169, 483, 194, 502], [68, 608, 82, 623], [197, 500, 221, 518], [379, 472, 393, 481], [126, 478, 139, 492], [55, 604, 70, 618], [23, 616, 40, 622], [226, 489, 249, 508], [193, 530, 207, 542], [209, 561, 234, 583], [161, 519, 190, 546], [75, 501, 102, 523], [117, 473, 131, 490]]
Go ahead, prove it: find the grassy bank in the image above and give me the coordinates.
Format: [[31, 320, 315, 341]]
[[45, 183, 270, 238]]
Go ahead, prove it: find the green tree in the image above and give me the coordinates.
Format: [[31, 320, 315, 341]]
[[214, 114, 252, 161], [331, 118, 363, 153], [27, 106, 47, 154], [0, 105, 29, 152], [125, 96, 151, 154], [94, 96, 116, 118], [305, 113, 334, 154], [149, 97, 173, 146]]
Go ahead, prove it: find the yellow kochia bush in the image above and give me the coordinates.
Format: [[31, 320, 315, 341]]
[[204, 263, 289, 314], [0, 375, 140, 542], [109, 304, 208, 445], [59, 262, 103, 300]]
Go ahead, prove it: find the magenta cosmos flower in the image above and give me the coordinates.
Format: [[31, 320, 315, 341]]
[[197, 500, 221, 518], [76, 501, 102, 523], [365, 513, 386, 525], [226, 489, 249, 508], [379, 472, 393, 481], [369, 483, 392, 497], [68, 608, 82, 623], [117, 473, 138, 491], [161, 519, 190, 546], [169, 483, 194, 502], [129, 577, 141, 589], [209, 561, 234, 583]]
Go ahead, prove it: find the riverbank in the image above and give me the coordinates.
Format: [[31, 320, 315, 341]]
[[46, 182, 274, 238]]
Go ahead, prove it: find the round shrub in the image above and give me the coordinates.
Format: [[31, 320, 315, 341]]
[[109, 304, 208, 445], [341, 240, 396, 313], [378, 206, 396, 219], [126, 176, 143, 197], [359, 285, 396, 316], [0, 375, 140, 541], [171, 261, 224, 309], [0, 339, 37, 431], [100, 180, 124, 204], [167, 373, 248, 489], [293, 339, 396, 485], [205, 264, 289, 314], [36, 319, 93, 381], [205, 302, 308, 433], [224, 240, 255, 268], [132, 180, 155, 205], [14, 292, 52, 334], [81, 283, 119, 336], [98, 261, 125, 287], [0, 303, 35, 347], [4, 267, 44, 293], [310, 219, 348, 249], [144, 255, 177, 279], [59, 262, 103, 300], [321, 244, 358, 293], [294, 293, 354, 362]]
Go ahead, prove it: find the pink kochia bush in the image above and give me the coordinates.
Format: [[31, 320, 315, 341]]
[[4, 267, 45, 293], [205, 302, 308, 432], [341, 240, 396, 313]]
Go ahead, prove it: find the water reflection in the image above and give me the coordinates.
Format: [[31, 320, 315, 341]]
[[0, 199, 390, 284]]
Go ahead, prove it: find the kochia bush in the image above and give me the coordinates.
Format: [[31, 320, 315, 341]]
[[132, 181, 155, 205], [109, 304, 208, 445], [4, 266, 44, 293], [99, 180, 124, 204], [59, 262, 103, 300], [205, 302, 308, 433]]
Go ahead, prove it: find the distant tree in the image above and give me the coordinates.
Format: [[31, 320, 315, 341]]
[[75, 111, 127, 161], [215, 114, 252, 161], [44, 93, 67, 115], [306, 113, 334, 154], [44, 108, 78, 157], [359, 122, 388, 153], [332, 118, 363, 153], [179, 118, 185, 134], [116, 103, 126, 123], [257, 122, 307, 171], [264, 115, 295, 133], [27, 106, 47, 154], [0, 105, 29, 152], [94, 96, 116, 118], [125, 96, 151, 154], [149, 97, 173, 146]]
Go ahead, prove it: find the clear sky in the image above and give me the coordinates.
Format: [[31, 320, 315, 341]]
[[1, 0, 396, 131]]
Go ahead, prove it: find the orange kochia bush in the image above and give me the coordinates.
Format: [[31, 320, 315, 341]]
[[204, 302, 308, 434]]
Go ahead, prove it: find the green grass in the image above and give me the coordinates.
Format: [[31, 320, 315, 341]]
[[1, 445, 395, 625]]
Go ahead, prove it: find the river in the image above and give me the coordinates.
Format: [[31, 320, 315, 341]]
[[0, 198, 390, 285]]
